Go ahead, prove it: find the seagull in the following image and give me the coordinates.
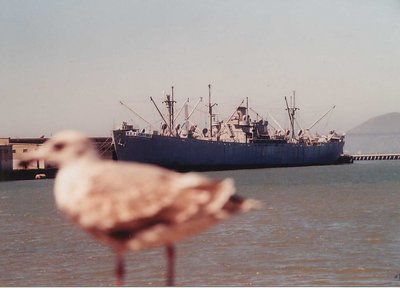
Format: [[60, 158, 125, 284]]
[[20, 130, 260, 286]]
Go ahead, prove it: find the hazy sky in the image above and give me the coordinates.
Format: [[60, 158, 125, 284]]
[[1, 0, 400, 137]]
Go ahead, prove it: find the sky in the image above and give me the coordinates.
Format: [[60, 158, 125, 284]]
[[1, 0, 400, 137]]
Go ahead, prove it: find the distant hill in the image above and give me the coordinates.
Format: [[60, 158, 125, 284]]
[[347, 112, 400, 134]]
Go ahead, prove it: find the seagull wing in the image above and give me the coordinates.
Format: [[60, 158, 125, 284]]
[[72, 161, 187, 229], [67, 161, 232, 228]]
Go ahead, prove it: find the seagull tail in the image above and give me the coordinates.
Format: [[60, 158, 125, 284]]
[[203, 178, 236, 214], [239, 198, 263, 212], [220, 193, 262, 217]]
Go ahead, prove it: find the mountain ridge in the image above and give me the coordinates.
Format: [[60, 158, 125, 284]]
[[347, 112, 400, 134]]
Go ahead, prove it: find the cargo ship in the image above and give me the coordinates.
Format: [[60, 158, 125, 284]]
[[112, 85, 345, 171]]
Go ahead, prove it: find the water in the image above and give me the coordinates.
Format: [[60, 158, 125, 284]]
[[1, 161, 400, 286]]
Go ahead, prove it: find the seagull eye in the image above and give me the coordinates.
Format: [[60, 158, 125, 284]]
[[54, 142, 66, 152]]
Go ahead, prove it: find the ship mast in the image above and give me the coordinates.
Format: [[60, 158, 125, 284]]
[[285, 90, 299, 140], [246, 97, 249, 125], [162, 86, 176, 135], [171, 86, 175, 130], [208, 84, 217, 139], [150, 96, 171, 134]]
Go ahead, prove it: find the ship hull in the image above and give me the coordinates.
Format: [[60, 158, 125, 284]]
[[113, 130, 345, 171]]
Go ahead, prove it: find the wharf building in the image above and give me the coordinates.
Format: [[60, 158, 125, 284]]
[[0, 136, 114, 180]]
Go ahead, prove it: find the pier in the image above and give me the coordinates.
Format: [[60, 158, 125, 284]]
[[352, 153, 400, 161]]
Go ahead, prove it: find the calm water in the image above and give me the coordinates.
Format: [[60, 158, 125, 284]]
[[1, 161, 400, 286]]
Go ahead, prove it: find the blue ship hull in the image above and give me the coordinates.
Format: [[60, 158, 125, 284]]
[[113, 130, 345, 171]]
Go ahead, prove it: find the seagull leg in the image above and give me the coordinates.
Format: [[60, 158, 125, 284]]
[[115, 252, 125, 286], [166, 245, 175, 286]]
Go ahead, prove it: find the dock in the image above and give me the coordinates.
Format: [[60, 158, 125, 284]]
[[352, 153, 400, 161]]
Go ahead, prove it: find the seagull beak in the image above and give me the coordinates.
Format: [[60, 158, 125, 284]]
[[18, 146, 48, 167]]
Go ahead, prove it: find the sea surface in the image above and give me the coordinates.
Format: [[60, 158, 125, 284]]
[[1, 161, 400, 286]]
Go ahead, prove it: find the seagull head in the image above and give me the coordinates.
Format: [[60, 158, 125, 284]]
[[20, 130, 99, 168]]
